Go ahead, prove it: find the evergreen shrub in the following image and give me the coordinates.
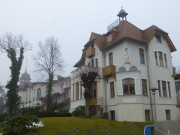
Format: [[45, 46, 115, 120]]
[[72, 105, 85, 117], [0, 115, 38, 135]]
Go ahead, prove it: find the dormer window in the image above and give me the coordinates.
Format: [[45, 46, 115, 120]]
[[155, 34, 162, 43], [108, 35, 112, 42]]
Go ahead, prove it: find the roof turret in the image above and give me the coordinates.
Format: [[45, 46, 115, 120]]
[[20, 71, 31, 80], [117, 7, 128, 21]]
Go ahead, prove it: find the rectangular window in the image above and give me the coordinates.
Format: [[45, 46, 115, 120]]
[[110, 82, 115, 98], [158, 80, 162, 97], [109, 52, 113, 65], [155, 51, 158, 66], [158, 52, 164, 67], [164, 54, 168, 67], [96, 58, 98, 67], [110, 110, 115, 121], [142, 79, 148, 96], [91, 59, 94, 67], [162, 81, 167, 97], [168, 82, 171, 98], [123, 78, 135, 95], [145, 110, 150, 121], [76, 82, 79, 100], [139, 49, 145, 64], [155, 34, 162, 43], [166, 110, 170, 120]]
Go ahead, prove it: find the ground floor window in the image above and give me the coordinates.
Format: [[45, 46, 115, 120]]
[[110, 110, 115, 121], [123, 78, 135, 95], [145, 110, 150, 121], [166, 110, 170, 120]]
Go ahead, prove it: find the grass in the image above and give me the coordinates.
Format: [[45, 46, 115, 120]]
[[36, 117, 153, 135]]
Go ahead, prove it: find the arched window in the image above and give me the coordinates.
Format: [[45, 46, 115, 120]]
[[123, 78, 135, 95]]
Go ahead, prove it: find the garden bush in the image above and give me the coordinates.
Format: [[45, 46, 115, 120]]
[[99, 112, 109, 119], [72, 105, 85, 117], [19, 106, 41, 114], [0, 115, 38, 135]]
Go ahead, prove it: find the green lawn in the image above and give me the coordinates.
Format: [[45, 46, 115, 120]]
[[36, 117, 152, 135]]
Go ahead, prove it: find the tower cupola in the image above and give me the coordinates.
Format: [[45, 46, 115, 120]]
[[117, 7, 128, 21]]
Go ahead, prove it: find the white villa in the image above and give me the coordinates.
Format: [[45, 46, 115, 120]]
[[70, 8, 180, 122]]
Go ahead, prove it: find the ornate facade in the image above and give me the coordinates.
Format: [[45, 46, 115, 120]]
[[70, 9, 179, 122]]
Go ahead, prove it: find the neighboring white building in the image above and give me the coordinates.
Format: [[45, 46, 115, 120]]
[[173, 67, 180, 107], [70, 9, 180, 122], [18, 70, 71, 109]]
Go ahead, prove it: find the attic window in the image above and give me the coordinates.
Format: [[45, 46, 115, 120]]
[[108, 35, 112, 42], [155, 34, 162, 43]]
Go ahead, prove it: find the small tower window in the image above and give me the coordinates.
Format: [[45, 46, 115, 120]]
[[155, 34, 162, 43]]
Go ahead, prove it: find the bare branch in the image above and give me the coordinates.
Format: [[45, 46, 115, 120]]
[[33, 36, 64, 78], [0, 33, 31, 54]]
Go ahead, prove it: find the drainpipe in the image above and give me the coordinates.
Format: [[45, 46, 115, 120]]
[[146, 43, 154, 122], [103, 48, 107, 112]]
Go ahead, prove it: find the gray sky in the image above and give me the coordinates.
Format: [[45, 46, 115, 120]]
[[0, 0, 180, 86]]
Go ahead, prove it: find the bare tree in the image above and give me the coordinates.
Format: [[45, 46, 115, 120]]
[[78, 66, 99, 117], [0, 33, 30, 115], [33, 37, 63, 111]]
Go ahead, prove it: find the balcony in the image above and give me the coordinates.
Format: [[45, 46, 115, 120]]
[[102, 65, 116, 81], [86, 48, 95, 58]]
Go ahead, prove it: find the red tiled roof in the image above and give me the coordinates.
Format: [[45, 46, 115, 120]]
[[74, 20, 176, 67]]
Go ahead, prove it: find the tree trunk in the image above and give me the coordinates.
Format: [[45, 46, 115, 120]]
[[46, 73, 53, 111], [85, 97, 91, 117], [84, 87, 92, 117]]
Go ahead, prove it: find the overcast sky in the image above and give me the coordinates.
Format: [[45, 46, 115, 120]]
[[0, 0, 180, 86]]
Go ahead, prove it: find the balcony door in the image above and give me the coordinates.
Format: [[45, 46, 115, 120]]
[[90, 82, 97, 105]]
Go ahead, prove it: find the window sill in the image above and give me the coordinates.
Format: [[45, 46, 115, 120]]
[[155, 65, 169, 69], [123, 94, 136, 96], [158, 97, 172, 99]]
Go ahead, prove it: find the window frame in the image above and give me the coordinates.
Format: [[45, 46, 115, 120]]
[[167, 82, 171, 98], [158, 51, 164, 67], [110, 110, 115, 121], [145, 110, 151, 121], [139, 48, 145, 64], [155, 34, 162, 43], [162, 81, 167, 97], [123, 78, 135, 95], [109, 52, 113, 65], [158, 80, 162, 97], [142, 79, 148, 96], [110, 82, 115, 98], [76, 82, 79, 100], [165, 110, 170, 120]]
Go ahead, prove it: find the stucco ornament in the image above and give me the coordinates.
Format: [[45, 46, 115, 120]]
[[124, 48, 130, 63]]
